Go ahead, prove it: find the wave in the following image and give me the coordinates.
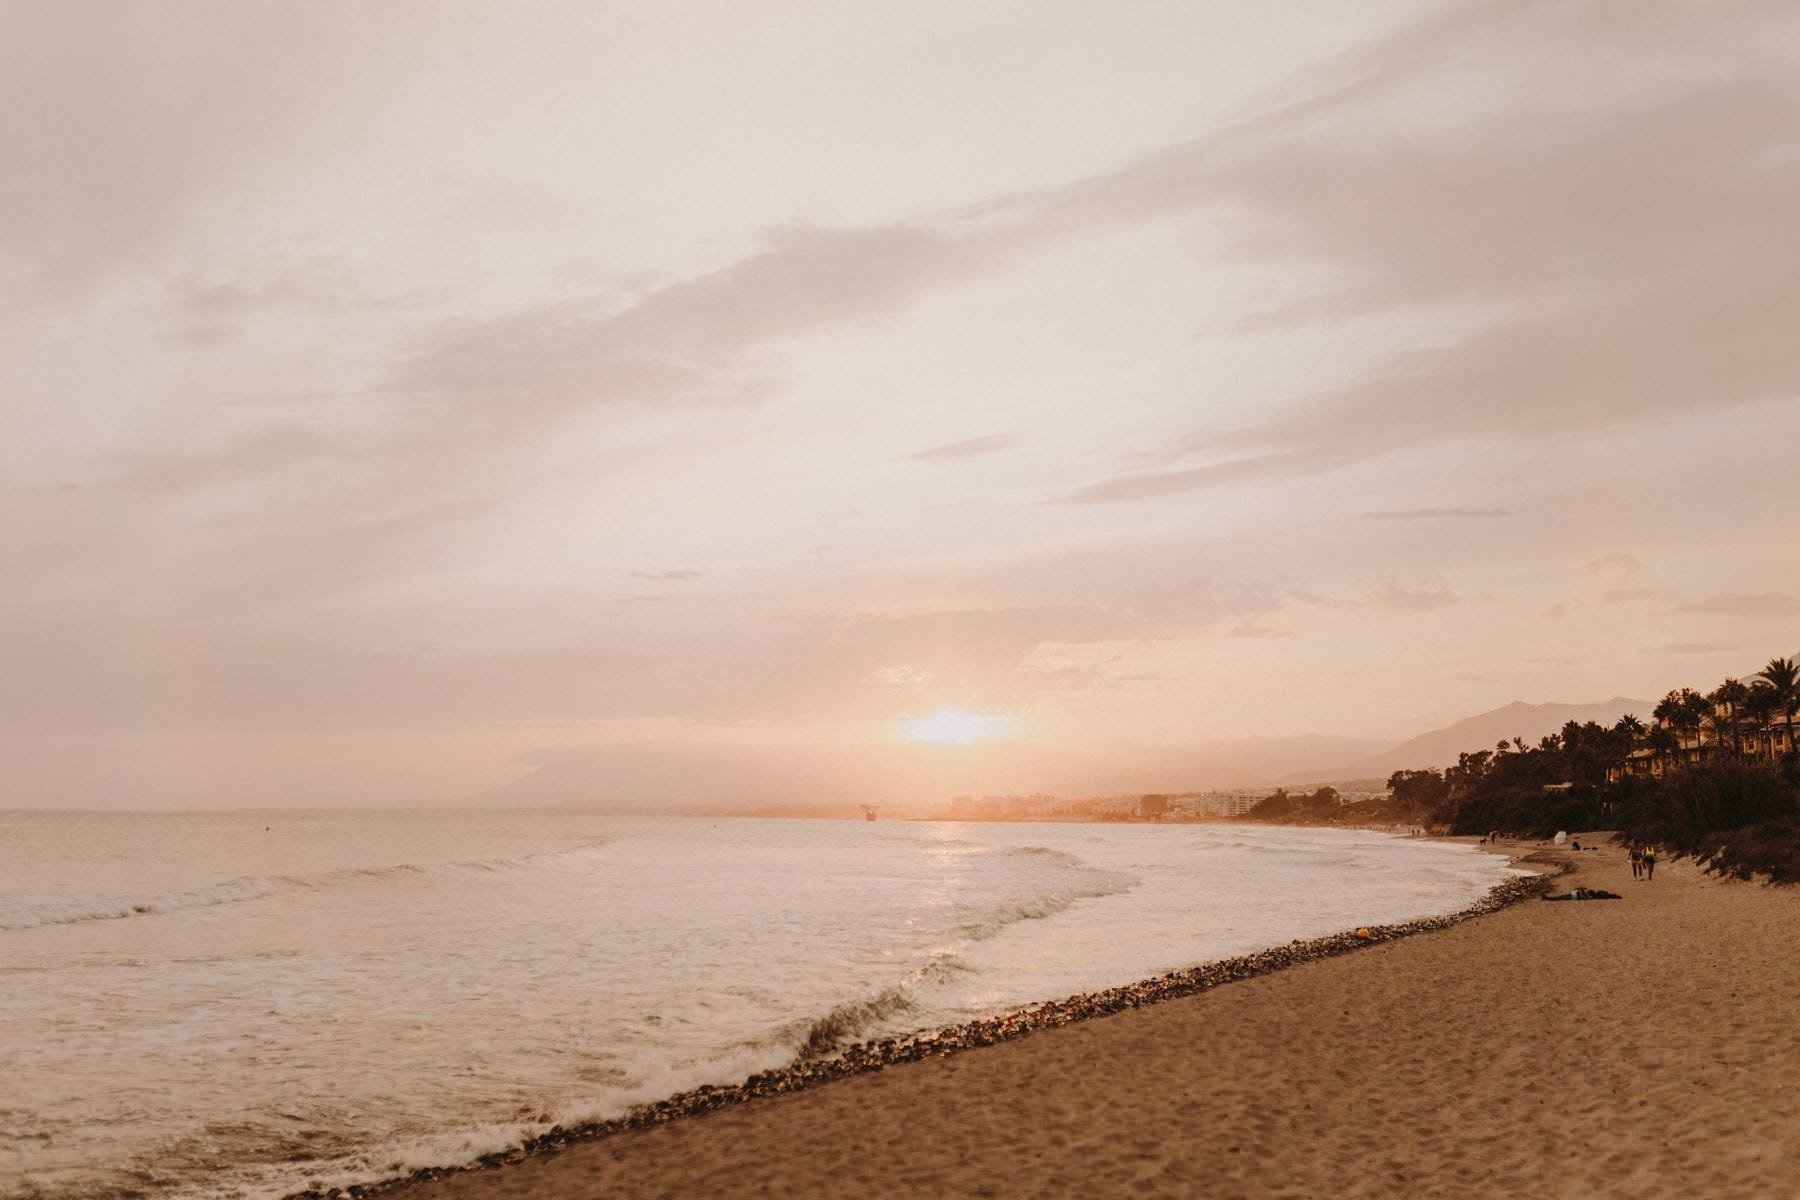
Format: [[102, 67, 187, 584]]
[[0, 840, 612, 932], [791, 956, 972, 1059], [790, 849, 1141, 1058], [994, 844, 1080, 863], [954, 849, 1140, 940], [0, 876, 279, 932]]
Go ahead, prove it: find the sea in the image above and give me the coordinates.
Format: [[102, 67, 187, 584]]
[[0, 811, 1518, 1200]]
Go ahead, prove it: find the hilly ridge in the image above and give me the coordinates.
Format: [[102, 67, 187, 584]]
[[1286, 696, 1658, 785]]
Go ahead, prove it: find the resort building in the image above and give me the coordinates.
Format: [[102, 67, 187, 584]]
[[1608, 703, 1799, 782]]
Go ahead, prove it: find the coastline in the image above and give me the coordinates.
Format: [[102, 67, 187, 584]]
[[352, 841, 1800, 1198], [288, 846, 1549, 1200]]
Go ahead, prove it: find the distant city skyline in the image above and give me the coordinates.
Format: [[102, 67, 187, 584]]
[[4, 1, 1798, 808]]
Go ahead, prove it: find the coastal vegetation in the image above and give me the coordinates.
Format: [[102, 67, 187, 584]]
[[1240, 654, 1800, 880], [1407, 656, 1800, 881]]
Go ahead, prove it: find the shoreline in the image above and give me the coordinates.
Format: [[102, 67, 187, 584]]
[[287, 851, 1550, 1200]]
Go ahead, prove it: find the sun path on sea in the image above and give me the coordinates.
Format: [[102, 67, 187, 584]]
[[388, 844, 1800, 1200]]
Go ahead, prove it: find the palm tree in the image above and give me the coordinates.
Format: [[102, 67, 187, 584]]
[[1711, 678, 1749, 757], [1656, 687, 1708, 763], [1742, 685, 1779, 760], [1648, 725, 1678, 774], [1754, 656, 1800, 755], [1613, 713, 1647, 776], [1652, 691, 1682, 737], [1679, 688, 1713, 760]]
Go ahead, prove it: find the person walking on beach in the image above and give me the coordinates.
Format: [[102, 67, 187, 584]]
[[1629, 842, 1643, 879], [1642, 843, 1657, 881]]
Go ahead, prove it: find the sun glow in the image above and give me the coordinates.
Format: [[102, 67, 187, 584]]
[[896, 707, 1021, 745]]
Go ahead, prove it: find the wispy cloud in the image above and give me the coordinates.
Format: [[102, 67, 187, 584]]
[[1646, 640, 1740, 655], [1051, 7, 1800, 501], [1225, 622, 1295, 640], [388, 224, 1007, 423], [1361, 507, 1511, 520], [1587, 554, 1643, 577], [1368, 578, 1459, 614], [1670, 593, 1800, 618], [905, 433, 1019, 462]]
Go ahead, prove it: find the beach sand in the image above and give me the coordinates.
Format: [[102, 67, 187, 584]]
[[389, 843, 1800, 1199]]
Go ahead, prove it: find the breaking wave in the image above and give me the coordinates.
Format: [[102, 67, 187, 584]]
[[953, 848, 1139, 940], [0, 840, 611, 932], [791, 956, 973, 1059], [788, 847, 1140, 1058], [0, 876, 281, 932]]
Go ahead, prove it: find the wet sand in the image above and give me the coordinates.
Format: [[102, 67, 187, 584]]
[[384, 843, 1800, 1199]]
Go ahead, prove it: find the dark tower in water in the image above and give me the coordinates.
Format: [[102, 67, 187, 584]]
[[861, 805, 879, 822]]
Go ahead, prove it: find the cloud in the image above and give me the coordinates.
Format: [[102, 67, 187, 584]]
[[869, 664, 933, 685], [1670, 593, 1800, 618], [1587, 554, 1643, 577], [388, 223, 1008, 421], [1225, 622, 1295, 639], [113, 423, 352, 493], [0, 6, 389, 299], [1368, 578, 1459, 614], [1646, 640, 1741, 655], [160, 266, 418, 348], [905, 433, 1019, 462], [1049, 4, 1800, 500], [1362, 507, 1511, 520], [1287, 585, 1354, 610], [1056, 452, 1326, 503], [682, 604, 1157, 722], [629, 570, 701, 581], [119, 1, 1800, 525]]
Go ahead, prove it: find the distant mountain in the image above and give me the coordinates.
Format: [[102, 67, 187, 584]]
[[1288, 696, 1658, 784]]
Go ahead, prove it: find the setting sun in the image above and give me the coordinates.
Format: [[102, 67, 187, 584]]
[[896, 707, 1021, 745]]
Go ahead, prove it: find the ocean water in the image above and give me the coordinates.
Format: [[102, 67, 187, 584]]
[[0, 811, 1516, 1200]]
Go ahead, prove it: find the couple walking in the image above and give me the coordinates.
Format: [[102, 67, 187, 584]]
[[1628, 842, 1657, 880]]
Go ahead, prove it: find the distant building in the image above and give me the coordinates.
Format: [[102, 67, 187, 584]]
[[1606, 704, 1799, 783]]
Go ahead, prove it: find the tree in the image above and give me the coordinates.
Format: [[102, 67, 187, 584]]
[[1754, 656, 1800, 754], [1388, 769, 1449, 821], [1702, 707, 1735, 761], [1743, 686, 1780, 760], [1304, 786, 1341, 812], [1712, 678, 1750, 757], [1648, 725, 1679, 773], [1248, 789, 1294, 821], [1653, 691, 1685, 758], [1615, 713, 1646, 740], [1678, 688, 1713, 758]]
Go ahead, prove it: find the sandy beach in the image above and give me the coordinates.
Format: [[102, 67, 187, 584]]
[[377, 842, 1800, 1200]]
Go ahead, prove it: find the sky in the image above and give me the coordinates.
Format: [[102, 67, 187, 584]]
[[4, 0, 1799, 810]]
